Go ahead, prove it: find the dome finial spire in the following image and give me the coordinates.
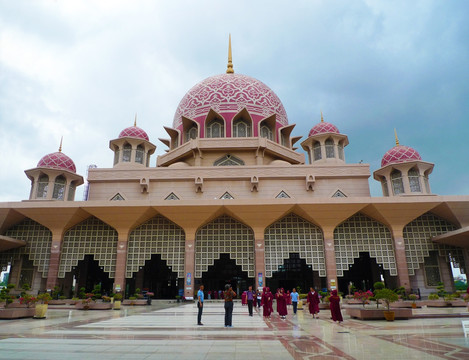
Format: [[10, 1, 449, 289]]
[[321, 111, 324, 122], [58, 136, 63, 152], [394, 128, 400, 146], [134, 113, 137, 127], [226, 34, 234, 74]]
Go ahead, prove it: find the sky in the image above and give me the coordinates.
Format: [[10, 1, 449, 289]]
[[0, 0, 468, 202]]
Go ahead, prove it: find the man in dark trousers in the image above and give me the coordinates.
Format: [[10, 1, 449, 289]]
[[224, 284, 236, 327], [197, 284, 204, 325], [246, 285, 256, 316]]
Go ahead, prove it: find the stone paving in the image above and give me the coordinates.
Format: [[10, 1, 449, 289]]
[[0, 301, 468, 359]]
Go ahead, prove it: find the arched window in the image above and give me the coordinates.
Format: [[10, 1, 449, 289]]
[[135, 144, 144, 164], [408, 168, 421, 192], [391, 169, 404, 195], [233, 119, 251, 137], [67, 183, 76, 201], [186, 125, 198, 141], [214, 154, 245, 166], [260, 124, 273, 141], [52, 175, 66, 200], [325, 138, 335, 158], [113, 149, 120, 165], [381, 177, 389, 197], [122, 144, 132, 162], [36, 174, 49, 198], [206, 119, 224, 138], [338, 141, 344, 160], [313, 141, 322, 160]]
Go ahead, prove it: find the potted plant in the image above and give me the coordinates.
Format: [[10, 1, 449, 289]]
[[113, 292, 123, 309], [408, 294, 418, 308], [146, 292, 154, 305], [375, 288, 399, 321], [353, 290, 374, 308], [19, 294, 37, 308], [35, 292, 52, 318]]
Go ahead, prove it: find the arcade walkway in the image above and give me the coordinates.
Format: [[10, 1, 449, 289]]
[[0, 301, 468, 359]]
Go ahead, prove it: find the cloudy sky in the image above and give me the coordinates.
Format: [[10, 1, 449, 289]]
[[1, 0, 468, 202]]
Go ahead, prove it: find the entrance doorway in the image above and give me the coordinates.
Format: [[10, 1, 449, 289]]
[[338, 252, 384, 294], [74, 255, 113, 295], [268, 253, 324, 293], [200, 254, 252, 297], [127, 254, 180, 299]]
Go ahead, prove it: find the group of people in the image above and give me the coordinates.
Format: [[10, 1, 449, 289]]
[[197, 284, 343, 326]]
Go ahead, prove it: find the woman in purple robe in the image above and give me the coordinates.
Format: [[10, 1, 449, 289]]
[[307, 287, 320, 318], [329, 289, 343, 323], [276, 288, 288, 319], [261, 287, 273, 318]]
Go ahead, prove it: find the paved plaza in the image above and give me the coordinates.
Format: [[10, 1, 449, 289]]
[[0, 302, 468, 359]]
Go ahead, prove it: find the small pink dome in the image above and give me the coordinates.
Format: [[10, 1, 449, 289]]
[[308, 121, 340, 137], [118, 126, 149, 141], [381, 145, 422, 167], [37, 152, 77, 173]]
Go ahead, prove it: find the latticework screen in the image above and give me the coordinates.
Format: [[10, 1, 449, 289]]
[[334, 213, 397, 277], [1, 219, 51, 278], [264, 213, 325, 278], [403, 213, 465, 275], [126, 216, 185, 278], [59, 217, 117, 278], [195, 215, 254, 278]]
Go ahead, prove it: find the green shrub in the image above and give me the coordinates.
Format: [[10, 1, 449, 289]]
[[428, 293, 439, 300], [375, 288, 398, 311], [373, 282, 385, 291]]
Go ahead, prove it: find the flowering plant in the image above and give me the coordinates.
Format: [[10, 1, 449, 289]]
[[19, 294, 38, 307], [353, 290, 374, 307], [146, 292, 154, 298], [37, 292, 52, 304]]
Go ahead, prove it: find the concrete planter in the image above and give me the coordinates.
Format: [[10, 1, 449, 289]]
[[0, 307, 35, 319], [123, 299, 147, 306], [48, 300, 67, 305], [391, 301, 422, 308], [75, 302, 113, 310], [423, 300, 449, 307], [346, 307, 412, 320], [448, 300, 466, 307]]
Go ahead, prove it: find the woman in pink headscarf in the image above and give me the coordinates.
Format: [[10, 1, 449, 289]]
[[307, 287, 320, 318], [276, 288, 288, 319], [261, 287, 273, 318], [329, 289, 343, 323]]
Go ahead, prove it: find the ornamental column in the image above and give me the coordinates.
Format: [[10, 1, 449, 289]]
[[253, 227, 265, 290], [184, 229, 196, 300], [46, 230, 63, 291], [390, 226, 411, 291], [113, 230, 129, 294], [323, 228, 338, 291]]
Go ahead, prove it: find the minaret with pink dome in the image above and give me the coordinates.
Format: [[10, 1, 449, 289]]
[[109, 116, 156, 168], [24, 138, 84, 201], [373, 130, 434, 196], [300, 112, 349, 164]]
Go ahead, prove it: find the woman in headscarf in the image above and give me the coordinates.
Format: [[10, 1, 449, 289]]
[[276, 288, 288, 319], [329, 289, 343, 323], [261, 287, 273, 318], [307, 287, 320, 318]]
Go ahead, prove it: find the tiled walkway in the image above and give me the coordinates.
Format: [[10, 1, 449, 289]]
[[0, 302, 468, 359]]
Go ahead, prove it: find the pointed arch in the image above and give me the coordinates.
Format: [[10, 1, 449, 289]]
[[264, 213, 325, 278], [126, 215, 185, 278], [205, 109, 225, 138], [334, 212, 397, 277], [214, 154, 245, 166], [195, 215, 254, 278], [59, 217, 117, 278], [232, 108, 253, 137], [276, 191, 290, 199]]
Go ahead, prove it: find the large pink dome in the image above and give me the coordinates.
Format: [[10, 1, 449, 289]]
[[118, 126, 149, 141], [308, 121, 340, 137], [381, 145, 422, 167], [173, 73, 288, 133], [37, 152, 77, 173]]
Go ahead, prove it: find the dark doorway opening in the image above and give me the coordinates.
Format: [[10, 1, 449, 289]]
[[338, 252, 385, 294], [199, 254, 252, 297], [74, 255, 113, 295], [127, 254, 180, 299], [268, 253, 325, 293]]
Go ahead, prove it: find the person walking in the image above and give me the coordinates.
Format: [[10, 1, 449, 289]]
[[246, 286, 256, 316], [290, 288, 299, 314], [307, 287, 320, 318], [224, 284, 236, 327], [276, 288, 288, 319], [329, 289, 343, 323], [261, 287, 273, 318], [256, 289, 262, 308], [197, 284, 204, 325]]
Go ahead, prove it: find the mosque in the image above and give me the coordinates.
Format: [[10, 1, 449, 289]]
[[1, 39, 468, 299]]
